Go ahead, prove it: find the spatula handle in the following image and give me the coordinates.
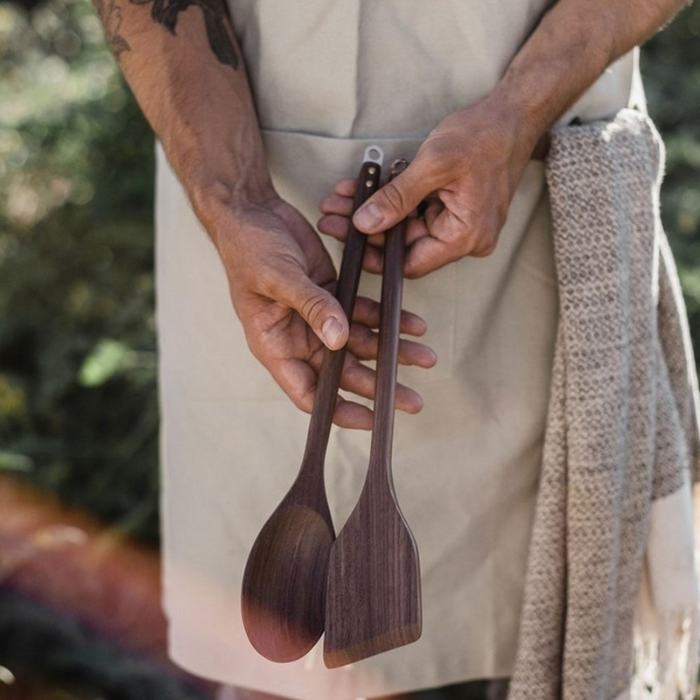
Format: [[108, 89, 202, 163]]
[[369, 160, 408, 469], [303, 151, 383, 462]]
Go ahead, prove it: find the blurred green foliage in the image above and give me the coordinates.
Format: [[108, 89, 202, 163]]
[[641, 3, 700, 350], [0, 0, 698, 551], [0, 0, 158, 543]]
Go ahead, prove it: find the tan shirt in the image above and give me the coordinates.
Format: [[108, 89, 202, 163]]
[[156, 3, 644, 698]]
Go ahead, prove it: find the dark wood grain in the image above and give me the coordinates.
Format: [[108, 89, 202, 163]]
[[324, 166, 422, 668], [240, 157, 382, 663]]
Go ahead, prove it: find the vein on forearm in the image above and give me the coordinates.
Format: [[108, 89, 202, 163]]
[[495, 0, 689, 142], [95, 0, 238, 69]]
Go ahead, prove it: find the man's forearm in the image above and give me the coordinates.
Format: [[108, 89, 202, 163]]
[[94, 0, 273, 233], [92, 0, 436, 423], [493, 0, 689, 151]]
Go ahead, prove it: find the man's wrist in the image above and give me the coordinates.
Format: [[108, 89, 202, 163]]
[[190, 175, 278, 249], [475, 85, 546, 166], [487, 3, 617, 151], [487, 0, 686, 150]]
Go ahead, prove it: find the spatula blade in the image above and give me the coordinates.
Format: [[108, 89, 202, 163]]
[[323, 484, 422, 668]]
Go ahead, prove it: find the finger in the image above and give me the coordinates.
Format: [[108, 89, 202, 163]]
[[366, 232, 386, 247], [334, 178, 357, 197], [340, 356, 424, 414], [404, 206, 475, 278], [362, 245, 384, 275], [317, 216, 388, 257], [400, 338, 437, 368], [269, 357, 323, 416], [353, 156, 438, 234], [347, 324, 437, 368], [331, 398, 374, 430], [422, 197, 444, 231], [271, 353, 423, 429], [271, 357, 375, 429], [317, 214, 350, 242], [405, 217, 430, 246], [267, 272, 349, 350], [352, 296, 428, 336], [404, 234, 459, 279], [319, 193, 355, 217]]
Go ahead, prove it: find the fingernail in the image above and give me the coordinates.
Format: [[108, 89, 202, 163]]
[[322, 317, 343, 348], [354, 202, 384, 230]]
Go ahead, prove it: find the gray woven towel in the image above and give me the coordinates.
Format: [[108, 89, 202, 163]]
[[509, 109, 700, 700]]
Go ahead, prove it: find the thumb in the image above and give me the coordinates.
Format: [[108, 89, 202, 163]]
[[353, 159, 433, 234], [274, 273, 349, 351]]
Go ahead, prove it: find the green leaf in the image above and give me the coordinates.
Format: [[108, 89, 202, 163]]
[[0, 451, 33, 472], [78, 338, 130, 386]]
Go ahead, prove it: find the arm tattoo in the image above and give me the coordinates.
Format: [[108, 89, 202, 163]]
[[95, 0, 131, 57], [97, 0, 239, 70], [133, 0, 239, 69]]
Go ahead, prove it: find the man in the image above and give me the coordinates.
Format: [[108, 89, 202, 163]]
[[95, 0, 690, 698]]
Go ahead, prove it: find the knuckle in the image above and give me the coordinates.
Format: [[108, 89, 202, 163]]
[[480, 233, 499, 256], [417, 138, 445, 164], [255, 266, 278, 296], [418, 140, 457, 180], [473, 216, 500, 257], [294, 386, 315, 414], [256, 256, 306, 302], [340, 359, 367, 392], [350, 296, 375, 322], [475, 240, 497, 257], [442, 223, 466, 248], [404, 261, 426, 280], [467, 224, 498, 258], [348, 329, 375, 359], [298, 289, 330, 326], [380, 181, 412, 215]]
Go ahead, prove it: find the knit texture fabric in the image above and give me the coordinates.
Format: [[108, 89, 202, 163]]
[[508, 109, 700, 700]]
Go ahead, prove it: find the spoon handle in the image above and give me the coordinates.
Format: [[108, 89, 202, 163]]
[[303, 148, 384, 463], [369, 160, 408, 471]]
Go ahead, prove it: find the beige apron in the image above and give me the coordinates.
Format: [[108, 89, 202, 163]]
[[156, 3, 644, 698]]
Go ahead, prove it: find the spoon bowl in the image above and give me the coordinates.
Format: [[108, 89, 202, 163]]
[[242, 502, 334, 662]]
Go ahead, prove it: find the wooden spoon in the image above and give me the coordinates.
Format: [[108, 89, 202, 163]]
[[324, 160, 422, 669], [241, 146, 384, 663]]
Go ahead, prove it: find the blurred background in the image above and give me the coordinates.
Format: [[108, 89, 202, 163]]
[[0, 0, 699, 697]]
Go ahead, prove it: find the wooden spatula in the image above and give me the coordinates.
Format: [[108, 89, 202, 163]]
[[324, 159, 422, 669], [240, 146, 384, 663]]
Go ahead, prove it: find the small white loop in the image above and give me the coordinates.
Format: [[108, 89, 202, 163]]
[[363, 145, 384, 167]]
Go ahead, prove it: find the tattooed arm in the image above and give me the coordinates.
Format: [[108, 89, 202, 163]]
[[93, 0, 263, 216], [94, 0, 434, 428]]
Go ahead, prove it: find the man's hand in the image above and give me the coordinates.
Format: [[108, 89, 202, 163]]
[[319, 95, 537, 279], [208, 194, 436, 430], [321, 0, 688, 280]]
